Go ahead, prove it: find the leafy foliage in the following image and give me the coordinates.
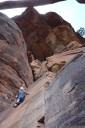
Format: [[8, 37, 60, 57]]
[[77, 27, 85, 37]]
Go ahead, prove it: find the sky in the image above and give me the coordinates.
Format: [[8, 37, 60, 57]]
[[0, 0, 85, 31]]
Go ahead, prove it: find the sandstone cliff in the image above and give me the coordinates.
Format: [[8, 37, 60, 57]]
[[13, 8, 82, 61], [0, 12, 33, 113], [0, 6, 85, 128], [0, 52, 85, 128]]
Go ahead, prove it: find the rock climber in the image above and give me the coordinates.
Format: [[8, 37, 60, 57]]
[[14, 84, 29, 107]]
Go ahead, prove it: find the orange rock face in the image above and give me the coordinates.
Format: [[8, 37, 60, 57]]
[[0, 7, 84, 114], [14, 8, 82, 61], [0, 13, 33, 113], [13, 8, 53, 61]]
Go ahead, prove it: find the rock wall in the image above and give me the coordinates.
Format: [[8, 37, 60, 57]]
[[1, 54, 85, 128], [0, 4, 85, 124], [0, 71, 55, 128], [13, 8, 81, 61], [45, 54, 85, 127], [0, 13, 33, 113]]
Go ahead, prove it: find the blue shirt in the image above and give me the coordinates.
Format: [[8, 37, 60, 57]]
[[17, 90, 25, 99]]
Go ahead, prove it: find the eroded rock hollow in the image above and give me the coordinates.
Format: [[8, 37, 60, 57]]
[[13, 8, 82, 61]]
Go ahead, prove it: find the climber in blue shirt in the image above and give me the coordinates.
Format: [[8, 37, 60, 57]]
[[16, 86, 25, 103], [14, 85, 28, 107]]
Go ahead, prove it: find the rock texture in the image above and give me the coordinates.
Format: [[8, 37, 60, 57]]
[[0, 6, 83, 114], [13, 8, 81, 61], [0, 12, 33, 113], [0, 52, 85, 128], [45, 53, 85, 128], [0, 71, 56, 128], [0, 2, 85, 126]]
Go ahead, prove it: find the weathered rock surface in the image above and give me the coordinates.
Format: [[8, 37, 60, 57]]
[[0, 2, 85, 126], [45, 54, 85, 128], [1, 53, 85, 128], [0, 71, 55, 128], [30, 47, 85, 81], [13, 8, 82, 61], [0, 6, 83, 115], [0, 12, 33, 113], [13, 8, 53, 61]]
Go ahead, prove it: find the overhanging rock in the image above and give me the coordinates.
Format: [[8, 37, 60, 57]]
[[76, 0, 85, 3], [0, 0, 66, 10], [0, 0, 84, 10]]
